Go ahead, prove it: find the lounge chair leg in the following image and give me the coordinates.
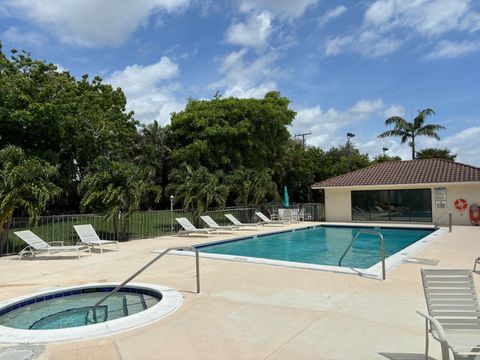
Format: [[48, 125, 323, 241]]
[[425, 318, 429, 360], [100, 244, 103, 254]]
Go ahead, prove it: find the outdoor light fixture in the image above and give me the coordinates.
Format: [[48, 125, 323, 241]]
[[346, 133, 356, 171], [382, 147, 389, 155]]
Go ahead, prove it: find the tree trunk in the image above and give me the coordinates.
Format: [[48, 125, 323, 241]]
[[411, 135, 416, 160], [0, 220, 11, 257]]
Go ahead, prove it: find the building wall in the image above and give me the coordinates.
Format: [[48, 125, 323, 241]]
[[324, 183, 480, 226]]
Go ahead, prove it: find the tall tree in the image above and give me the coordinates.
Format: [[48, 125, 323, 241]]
[[371, 154, 402, 164], [166, 164, 228, 216], [169, 91, 296, 172], [135, 120, 171, 203], [377, 109, 445, 160], [79, 158, 161, 240], [0, 146, 60, 254], [0, 46, 138, 212], [226, 167, 278, 205], [273, 140, 325, 203], [416, 148, 457, 161]]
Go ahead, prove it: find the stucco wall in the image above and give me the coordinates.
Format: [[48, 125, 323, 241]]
[[323, 183, 480, 226]]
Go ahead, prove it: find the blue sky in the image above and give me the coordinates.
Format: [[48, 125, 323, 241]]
[[1, 0, 479, 165]]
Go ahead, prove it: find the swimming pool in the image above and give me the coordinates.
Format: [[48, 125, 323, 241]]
[[196, 225, 438, 273]]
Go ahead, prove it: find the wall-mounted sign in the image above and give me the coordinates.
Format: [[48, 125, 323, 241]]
[[434, 187, 447, 208]]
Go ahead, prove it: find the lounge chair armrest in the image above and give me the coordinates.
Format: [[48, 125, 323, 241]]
[[50, 241, 64, 246], [417, 311, 451, 359]]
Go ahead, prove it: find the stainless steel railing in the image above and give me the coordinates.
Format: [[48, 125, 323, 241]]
[[338, 229, 386, 280], [92, 246, 200, 322]]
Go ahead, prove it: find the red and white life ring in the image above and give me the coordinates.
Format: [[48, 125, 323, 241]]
[[454, 198, 468, 211]]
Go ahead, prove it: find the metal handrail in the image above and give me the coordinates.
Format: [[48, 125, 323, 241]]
[[338, 229, 386, 280], [92, 246, 200, 322], [433, 211, 452, 232]]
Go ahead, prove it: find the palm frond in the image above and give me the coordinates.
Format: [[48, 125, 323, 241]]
[[378, 129, 408, 139]]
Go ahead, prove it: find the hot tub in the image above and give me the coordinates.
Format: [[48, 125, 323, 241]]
[[0, 283, 182, 343]]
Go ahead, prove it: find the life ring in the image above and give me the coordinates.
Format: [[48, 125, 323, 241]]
[[454, 198, 468, 211]]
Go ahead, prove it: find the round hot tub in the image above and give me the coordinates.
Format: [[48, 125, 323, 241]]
[[0, 283, 182, 343]]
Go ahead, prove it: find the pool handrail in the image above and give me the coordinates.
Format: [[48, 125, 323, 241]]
[[91, 246, 200, 322], [338, 229, 386, 280]]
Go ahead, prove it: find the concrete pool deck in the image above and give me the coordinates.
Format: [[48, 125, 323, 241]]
[[0, 222, 478, 359]]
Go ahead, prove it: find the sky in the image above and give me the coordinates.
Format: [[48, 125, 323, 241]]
[[0, 0, 479, 165]]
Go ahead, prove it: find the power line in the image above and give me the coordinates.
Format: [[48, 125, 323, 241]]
[[294, 131, 311, 149]]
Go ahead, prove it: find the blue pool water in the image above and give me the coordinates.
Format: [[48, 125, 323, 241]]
[[198, 226, 434, 269]]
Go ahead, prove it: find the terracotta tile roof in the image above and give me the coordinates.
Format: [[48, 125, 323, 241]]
[[311, 159, 480, 188]]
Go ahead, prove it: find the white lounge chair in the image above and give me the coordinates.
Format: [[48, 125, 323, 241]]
[[14, 230, 91, 260], [175, 217, 217, 236], [255, 212, 289, 225], [200, 216, 239, 233], [74, 224, 119, 254], [224, 214, 263, 228], [417, 269, 480, 360]]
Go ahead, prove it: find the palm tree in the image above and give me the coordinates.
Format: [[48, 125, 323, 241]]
[[377, 109, 445, 160], [79, 158, 161, 241], [226, 167, 278, 206], [166, 164, 229, 216], [0, 146, 60, 254]]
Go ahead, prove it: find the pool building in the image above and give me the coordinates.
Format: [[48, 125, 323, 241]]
[[311, 158, 480, 226]]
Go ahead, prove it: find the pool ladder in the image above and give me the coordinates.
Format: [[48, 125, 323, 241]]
[[92, 246, 200, 322], [338, 229, 386, 280]]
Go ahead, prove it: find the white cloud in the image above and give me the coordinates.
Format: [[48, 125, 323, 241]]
[[324, 35, 354, 56], [1, 26, 46, 48], [325, 0, 480, 58], [364, 0, 472, 36], [209, 48, 279, 98], [349, 99, 384, 113], [384, 105, 405, 118], [291, 98, 392, 149], [423, 40, 480, 59], [324, 32, 402, 58], [106, 57, 184, 124], [225, 11, 273, 50], [318, 5, 347, 27], [437, 127, 480, 166], [238, 0, 319, 19], [1, 0, 190, 47]]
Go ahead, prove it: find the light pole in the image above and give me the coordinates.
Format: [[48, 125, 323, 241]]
[[382, 147, 389, 155], [170, 195, 175, 233], [346, 132, 355, 171]]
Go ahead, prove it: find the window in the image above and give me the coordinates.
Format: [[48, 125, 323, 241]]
[[351, 189, 432, 222]]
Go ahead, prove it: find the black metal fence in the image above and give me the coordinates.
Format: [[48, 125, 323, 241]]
[[2, 203, 324, 256]]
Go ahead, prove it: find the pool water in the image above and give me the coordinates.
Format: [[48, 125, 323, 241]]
[[198, 226, 434, 269], [0, 290, 160, 330]]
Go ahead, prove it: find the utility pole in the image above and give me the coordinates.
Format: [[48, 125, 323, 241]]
[[294, 131, 311, 149]]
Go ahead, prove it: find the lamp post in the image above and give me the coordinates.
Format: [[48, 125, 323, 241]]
[[170, 195, 175, 233], [346, 132, 355, 171]]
